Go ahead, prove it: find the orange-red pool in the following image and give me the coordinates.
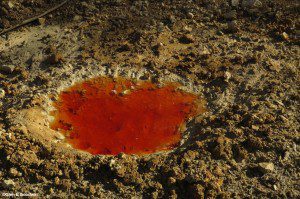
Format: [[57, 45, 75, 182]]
[[50, 77, 204, 155]]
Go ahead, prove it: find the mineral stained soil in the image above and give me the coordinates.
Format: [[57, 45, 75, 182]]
[[0, 0, 299, 198], [51, 77, 203, 155]]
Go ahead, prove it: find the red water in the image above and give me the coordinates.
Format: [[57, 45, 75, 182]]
[[50, 77, 204, 155]]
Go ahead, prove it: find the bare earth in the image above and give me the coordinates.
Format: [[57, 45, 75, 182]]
[[0, 0, 299, 198]]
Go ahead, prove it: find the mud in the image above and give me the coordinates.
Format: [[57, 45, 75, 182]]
[[0, 0, 299, 198]]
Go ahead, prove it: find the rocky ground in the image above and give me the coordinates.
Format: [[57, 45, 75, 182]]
[[0, 0, 299, 198]]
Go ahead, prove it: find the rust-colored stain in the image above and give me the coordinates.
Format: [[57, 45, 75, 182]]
[[50, 77, 205, 155]]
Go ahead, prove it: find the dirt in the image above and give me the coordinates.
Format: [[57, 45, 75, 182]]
[[0, 0, 299, 198]]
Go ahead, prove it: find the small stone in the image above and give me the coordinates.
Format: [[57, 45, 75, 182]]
[[20, 69, 29, 79], [109, 159, 116, 168], [58, 170, 63, 176], [117, 152, 126, 159], [224, 71, 231, 82], [282, 32, 289, 40], [121, 90, 131, 96], [267, 59, 281, 72], [231, 0, 240, 7], [73, 15, 82, 21], [283, 151, 290, 161], [49, 188, 54, 194], [258, 162, 274, 173], [0, 64, 15, 73], [117, 42, 131, 52], [7, 1, 14, 9], [223, 10, 237, 20], [152, 191, 159, 199], [89, 185, 96, 194], [18, 125, 28, 135], [55, 133, 65, 140], [187, 12, 194, 19], [168, 15, 176, 24], [217, 30, 224, 35], [111, 90, 117, 95], [251, 125, 259, 131], [0, 89, 5, 99], [168, 177, 176, 185], [189, 184, 205, 198], [2, 179, 15, 188], [242, 0, 262, 8], [199, 45, 210, 56], [9, 168, 19, 177], [170, 189, 177, 198], [266, 101, 277, 109], [157, 22, 165, 32], [48, 52, 63, 64], [54, 177, 60, 185], [61, 179, 71, 190], [179, 34, 195, 44], [183, 26, 193, 32], [227, 20, 238, 32], [38, 18, 46, 26], [152, 43, 163, 56], [293, 143, 297, 152]]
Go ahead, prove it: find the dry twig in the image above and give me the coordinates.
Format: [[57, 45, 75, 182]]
[[0, 0, 69, 35]]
